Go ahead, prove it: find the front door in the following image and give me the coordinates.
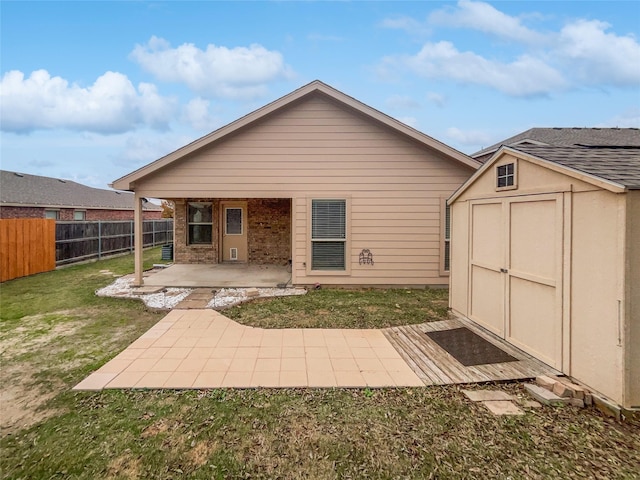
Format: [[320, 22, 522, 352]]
[[220, 201, 247, 262]]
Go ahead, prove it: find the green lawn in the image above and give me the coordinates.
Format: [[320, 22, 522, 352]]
[[1, 251, 638, 479]]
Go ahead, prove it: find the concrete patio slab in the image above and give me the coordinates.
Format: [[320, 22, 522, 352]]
[[143, 264, 291, 288], [74, 309, 424, 390]]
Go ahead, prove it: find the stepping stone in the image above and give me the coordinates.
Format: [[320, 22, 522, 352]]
[[482, 401, 524, 416], [175, 299, 210, 309], [519, 399, 543, 409], [133, 286, 165, 294], [524, 383, 570, 406], [462, 389, 515, 402]]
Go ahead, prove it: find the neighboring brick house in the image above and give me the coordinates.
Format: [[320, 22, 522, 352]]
[[0, 170, 163, 220]]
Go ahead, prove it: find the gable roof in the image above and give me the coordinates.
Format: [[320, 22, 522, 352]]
[[450, 144, 640, 204], [111, 80, 480, 191], [472, 128, 640, 161], [0, 170, 162, 211], [511, 145, 640, 190]]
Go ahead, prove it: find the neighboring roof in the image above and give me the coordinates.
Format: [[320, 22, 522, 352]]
[[112, 80, 480, 191], [472, 128, 640, 161], [0, 170, 162, 210], [511, 145, 640, 190]]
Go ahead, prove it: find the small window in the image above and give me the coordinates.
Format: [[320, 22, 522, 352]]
[[311, 199, 346, 270], [497, 163, 515, 189], [188, 202, 213, 245], [74, 211, 85, 221], [44, 210, 59, 220], [225, 208, 243, 235]]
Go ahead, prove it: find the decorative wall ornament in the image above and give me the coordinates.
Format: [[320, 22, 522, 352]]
[[359, 249, 374, 266]]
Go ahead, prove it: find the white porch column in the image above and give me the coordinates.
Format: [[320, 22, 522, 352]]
[[133, 192, 144, 286]]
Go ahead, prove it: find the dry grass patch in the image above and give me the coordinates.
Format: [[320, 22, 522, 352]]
[[225, 287, 450, 329]]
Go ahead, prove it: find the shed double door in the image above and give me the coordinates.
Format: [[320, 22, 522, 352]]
[[468, 194, 563, 369]]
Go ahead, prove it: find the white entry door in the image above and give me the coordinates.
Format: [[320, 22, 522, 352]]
[[469, 194, 563, 368]]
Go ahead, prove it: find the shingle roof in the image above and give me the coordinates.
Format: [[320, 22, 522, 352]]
[[509, 145, 640, 189], [473, 128, 640, 160], [0, 170, 162, 210]]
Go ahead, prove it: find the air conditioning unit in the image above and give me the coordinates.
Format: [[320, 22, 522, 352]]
[[230, 248, 238, 261]]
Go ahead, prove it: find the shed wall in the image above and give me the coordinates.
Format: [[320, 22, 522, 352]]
[[570, 189, 624, 405], [626, 191, 640, 407], [449, 152, 632, 407]]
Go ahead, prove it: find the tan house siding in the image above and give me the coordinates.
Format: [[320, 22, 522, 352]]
[[135, 95, 474, 286]]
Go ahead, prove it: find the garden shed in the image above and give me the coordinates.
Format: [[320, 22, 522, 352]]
[[448, 143, 640, 409]]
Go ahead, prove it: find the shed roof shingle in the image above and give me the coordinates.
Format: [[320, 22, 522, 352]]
[[509, 145, 640, 189], [0, 170, 162, 210]]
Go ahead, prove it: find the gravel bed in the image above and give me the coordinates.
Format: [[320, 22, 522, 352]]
[[96, 274, 306, 310]]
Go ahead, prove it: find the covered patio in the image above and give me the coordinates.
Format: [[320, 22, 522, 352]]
[[144, 263, 291, 288]]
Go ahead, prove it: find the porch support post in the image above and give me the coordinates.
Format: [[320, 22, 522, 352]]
[[133, 192, 144, 286]]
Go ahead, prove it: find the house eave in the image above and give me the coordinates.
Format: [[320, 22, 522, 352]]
[[111, 80, 481, 191]]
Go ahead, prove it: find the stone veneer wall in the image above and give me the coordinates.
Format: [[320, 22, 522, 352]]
[[173, 198, 291, 265], [247, 198, 291, 265]]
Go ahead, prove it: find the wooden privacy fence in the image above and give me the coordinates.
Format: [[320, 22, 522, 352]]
[[0, 219, 56, 282], [55, 219, 173, 265]]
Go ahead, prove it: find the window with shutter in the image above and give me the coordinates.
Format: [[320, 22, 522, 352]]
[[444, 203, 451, 272], [311, 199, 346, 270]]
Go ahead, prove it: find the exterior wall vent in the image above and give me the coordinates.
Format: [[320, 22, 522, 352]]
[[230, 248, 238, 261]]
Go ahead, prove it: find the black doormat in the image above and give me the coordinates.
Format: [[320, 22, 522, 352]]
[[425, 327, 518, 366]]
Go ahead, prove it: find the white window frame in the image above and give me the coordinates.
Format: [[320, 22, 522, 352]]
[[73, 210, 86, 221], [496, 160, 518, 191], [308, 197, 350, 275]]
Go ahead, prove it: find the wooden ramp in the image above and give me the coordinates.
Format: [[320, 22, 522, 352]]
[[383, 317, 561, 386]]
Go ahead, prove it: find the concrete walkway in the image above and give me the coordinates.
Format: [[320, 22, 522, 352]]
[[74, 309, 423, 390]]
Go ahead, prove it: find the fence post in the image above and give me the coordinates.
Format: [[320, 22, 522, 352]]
[[153, 220, 156, 246], [98, 221, 102, 259], [130, 220, 134, 252]]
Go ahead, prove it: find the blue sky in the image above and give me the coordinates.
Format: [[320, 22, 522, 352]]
[[1, 1, 639, 189]]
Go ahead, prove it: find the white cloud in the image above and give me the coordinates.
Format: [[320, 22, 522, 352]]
[[182, 97, 221, 132], [555, 20, 640, 86], [396, 116, 419, 128], [307, 33, 344, 42], [380, 15, 430, 36], [445, 127, 493, 147], [129, 36, 294, 99], [428, 0, 546, 45], [597, 107, 640, 128], [387, 41, 566, 97], [0, 69, 177, 134], [379, 2, 640, 97], [112, 133, 192, 168], [385, 94, 421, 110], [426, 92, 446, 108]]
